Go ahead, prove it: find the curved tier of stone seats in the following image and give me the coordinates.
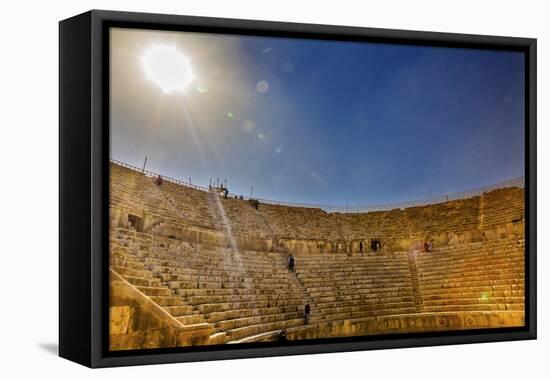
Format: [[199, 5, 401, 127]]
[[110, 162, 525, 242], [257, 204, 343, 241], [294, 252, 417, 322], [213, 197, 274, 239], [404, 197, 480, 236], [336, 210, 409, 244], [112, 164, 274, 239], [110, 163, 182, 222], [109, 162, 526, 345], [415, 238, 525, 313], [110, 230, 206, 326], [480, 187, 525, 229], [157, 180, 225, 231], [110, 228, 308, 343]]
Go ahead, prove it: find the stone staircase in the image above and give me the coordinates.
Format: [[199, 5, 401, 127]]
[[294, 252, 416, 323], [407, 249, 424, 312]]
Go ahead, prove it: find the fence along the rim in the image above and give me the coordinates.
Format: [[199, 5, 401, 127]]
[[110, 159, 525, 214]]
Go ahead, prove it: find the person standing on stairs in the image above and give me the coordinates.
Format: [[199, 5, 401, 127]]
[[288, 254, 295, 273], [424, 240, 432, 253], [304, 303, 311, 325]]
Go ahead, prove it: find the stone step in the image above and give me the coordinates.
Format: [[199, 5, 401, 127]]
[[318, 297, 415, 310], [299, 274, 412, 284], [157, 273, 289, 284], [423, 296, 524, 306], [188, 293, 306, 305], [421, 284, 524, 295], [313, 292, 414, 304], [176, 287, 304, 298], [422, 303, 524, 312], [175, 314, 205, 325], [149, 296, 184, 306], [120, 275, 161, 287], [216, 312, 301, 332], [305, 281, 413, 292], [422, 290, 524, 301], [167, 280, 299, 290], [205, 307, 295, 323], [157, 270, 295, 282], [420, 278, 524, 290], [196, 299, 304, 314], [112, 266, 153, 279], [320, 307, 417, 321], [163, 305, 196, 317], [227, 330, 280, 344], [134, 286, 173, 296], [225, 318, 305, 342], [209, 332, 228, 344]]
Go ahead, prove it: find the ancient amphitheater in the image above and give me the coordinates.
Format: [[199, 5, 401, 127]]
[[109, 161, 525, 351]]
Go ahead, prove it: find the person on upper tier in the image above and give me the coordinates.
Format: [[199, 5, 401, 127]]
[[155, 175, 163, 186], [249, 198, 259, 210]]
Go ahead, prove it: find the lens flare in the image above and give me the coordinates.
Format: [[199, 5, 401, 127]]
[[195, 81, 209, 93], [256, 80, 269, 93], [242, 120, 255, 133], [143, 45, 194, 93]]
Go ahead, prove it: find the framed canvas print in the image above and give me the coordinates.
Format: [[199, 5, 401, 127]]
[[59, 10, 537, 368]]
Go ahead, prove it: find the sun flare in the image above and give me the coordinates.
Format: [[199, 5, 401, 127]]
[[142, 45, 194, 94]]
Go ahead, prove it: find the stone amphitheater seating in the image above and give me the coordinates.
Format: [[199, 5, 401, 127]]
[[294, 252, 417, 322], [405, 197, 481, 236], [110, 163, 181, 223], [109, 162, 525, 348], [336, 209, 410, 245], [257, 204, 343, 241], [480, 187, 525, 229], [111, 228, 307, 344], [415, 238, 525, 313]]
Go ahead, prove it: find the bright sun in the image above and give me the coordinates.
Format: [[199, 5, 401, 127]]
[[142, 45, 194, 94]]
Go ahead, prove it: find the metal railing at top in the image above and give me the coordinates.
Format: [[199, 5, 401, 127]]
[[110, 159, 525, 214], [111, 159, 211, 193]]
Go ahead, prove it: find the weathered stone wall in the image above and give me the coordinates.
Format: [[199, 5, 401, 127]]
[[286, 311, 525, 341], [277, 238, 346, 255], [270, 219, 524, 255]]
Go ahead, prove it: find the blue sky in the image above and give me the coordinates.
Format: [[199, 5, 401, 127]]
[[110, 28, 525, 206]]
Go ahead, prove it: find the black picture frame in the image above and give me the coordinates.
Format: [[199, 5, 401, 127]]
[[59, 9, 537, 368]]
